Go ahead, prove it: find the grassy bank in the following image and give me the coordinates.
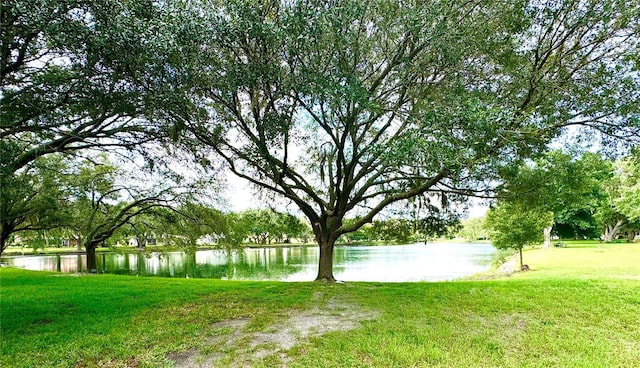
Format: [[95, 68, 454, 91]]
[[1, 243, 639, 367]]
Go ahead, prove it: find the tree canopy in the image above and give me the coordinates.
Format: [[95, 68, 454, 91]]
[[0, 0, 203, 173]]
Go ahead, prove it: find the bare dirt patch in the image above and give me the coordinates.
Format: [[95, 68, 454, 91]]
[[168, 298, 379, 367]]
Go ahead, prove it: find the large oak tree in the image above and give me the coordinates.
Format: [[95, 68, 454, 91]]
[[180, 0, 638, 281]]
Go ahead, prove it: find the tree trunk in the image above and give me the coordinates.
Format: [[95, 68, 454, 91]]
[[136, 234, 147, 248], [85, 243, 98, 273], [519, 248, 523, 270], [627, 231, 636, 243], [43, 229, 50, 248], [602, 228, 611, 242], [313, 214, 342, 282], [1, 223, 15, 256], [542, 226, 552, 248], [603, 219, 624, 242], [316, 239, 336, 282]]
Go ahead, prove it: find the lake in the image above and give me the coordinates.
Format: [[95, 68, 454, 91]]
[[1, 242, 496, 282]]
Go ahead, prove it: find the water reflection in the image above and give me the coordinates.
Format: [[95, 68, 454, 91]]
[[1, 243, 496, 282]]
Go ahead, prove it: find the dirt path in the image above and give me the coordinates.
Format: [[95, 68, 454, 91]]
[[168, 297, 379, 367]]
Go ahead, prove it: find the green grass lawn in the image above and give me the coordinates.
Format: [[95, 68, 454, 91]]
[[1, 243, 639, 367], [520, 242, 640, 280]]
